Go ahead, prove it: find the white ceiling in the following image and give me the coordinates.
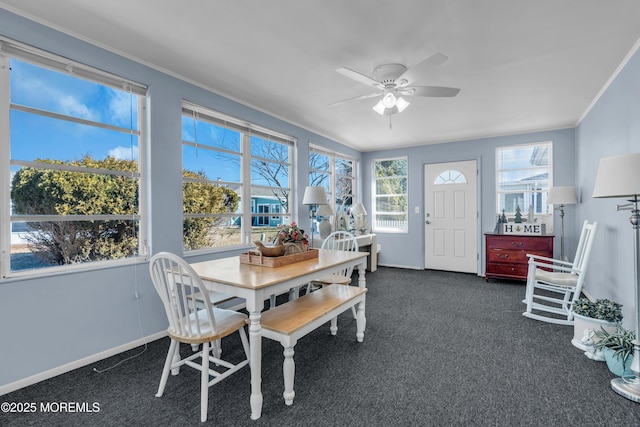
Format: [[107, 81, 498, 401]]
[[2, 1, 640, 152]]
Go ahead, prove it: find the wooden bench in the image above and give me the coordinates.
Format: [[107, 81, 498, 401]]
[[260, 283, 367, 406]]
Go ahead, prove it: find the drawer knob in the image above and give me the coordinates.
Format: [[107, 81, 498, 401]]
[[511, 241, 524, 246]]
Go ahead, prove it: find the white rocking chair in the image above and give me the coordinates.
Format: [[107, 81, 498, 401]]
[[522, 220, 598, 325]]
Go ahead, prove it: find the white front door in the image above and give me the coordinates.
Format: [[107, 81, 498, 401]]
[[424, 160, 478, 273]]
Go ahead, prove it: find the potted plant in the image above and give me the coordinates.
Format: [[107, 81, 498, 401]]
[[594, 325, 636, 377], [571, 298, 622, 351]]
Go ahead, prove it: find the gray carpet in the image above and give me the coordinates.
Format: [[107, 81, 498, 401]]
[[2, 267, 640, 426]]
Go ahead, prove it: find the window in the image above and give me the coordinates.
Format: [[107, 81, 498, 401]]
[[496, 142, 552, 218], [182, 102, 293, 251], [435, 169, 467, 185], [1, 38, 146, 278], [373, 157, 408, 233], [309, 145, 356, 216]]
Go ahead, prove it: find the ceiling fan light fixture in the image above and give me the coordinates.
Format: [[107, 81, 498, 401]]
[[372, 100, 386, 115], [382, 92, 397, 108], [396, 97, 410, 112]]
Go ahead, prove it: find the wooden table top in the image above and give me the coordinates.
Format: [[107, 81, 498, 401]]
[[189, 249, 368, 290]]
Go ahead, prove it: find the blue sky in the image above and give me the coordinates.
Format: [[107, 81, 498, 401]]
[[10, 58, 139, 170]]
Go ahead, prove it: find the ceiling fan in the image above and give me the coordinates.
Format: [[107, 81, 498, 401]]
[[331, 52, 460, 116]]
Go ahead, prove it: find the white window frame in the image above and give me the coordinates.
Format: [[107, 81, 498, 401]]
[[309, 144, 357, 213], [1, 37, 148, 279], [182, 101, 294, 252], [495, 142, 553, 223], [372, 156, 408, 233]]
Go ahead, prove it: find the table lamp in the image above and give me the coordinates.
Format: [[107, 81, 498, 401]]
[[547, 186, 578, 261], [351, 202, 368, 235], [302, 186, 327, 246], [592, 152, 640, 402], [316, 204, 334, 239]]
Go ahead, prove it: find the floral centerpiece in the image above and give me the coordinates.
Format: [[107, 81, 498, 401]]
[[276, 222, 309, 254]]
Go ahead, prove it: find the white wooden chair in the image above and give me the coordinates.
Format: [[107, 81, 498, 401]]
[[306, 231, 359, 318], [149, 252, 250, 423], [522, 220, 598, 325]]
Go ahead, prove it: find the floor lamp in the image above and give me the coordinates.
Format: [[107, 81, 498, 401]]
[[547, 186, 578, 261], [593, 153, 640, 402], [302, 186, 327, 247]]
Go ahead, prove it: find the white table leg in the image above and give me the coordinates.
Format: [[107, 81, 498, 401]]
[[357, 262, 367, 333], [248, 308, 263, 420], [282, 340, 297, 405]]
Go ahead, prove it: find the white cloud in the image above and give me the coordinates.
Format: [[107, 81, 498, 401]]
[[108, 145, 138, 161]]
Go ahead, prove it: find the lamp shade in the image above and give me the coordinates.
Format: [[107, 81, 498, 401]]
[[351, 202, 367, 216], [592, 153, 640, 198], [547, 186, 578, 205], [316, 204, 334, 216], [302, 186, 327, 205]]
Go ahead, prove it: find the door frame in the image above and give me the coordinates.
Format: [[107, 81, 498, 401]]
[[423, 158, 482, 275]]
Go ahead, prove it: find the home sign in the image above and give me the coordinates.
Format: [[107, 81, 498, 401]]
[[501, 223, 546, 235]]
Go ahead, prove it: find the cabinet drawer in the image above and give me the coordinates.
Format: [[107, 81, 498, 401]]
[[487, 249, 519, 263], [486, 263, 528, 278], [486, 236, 550, 251]]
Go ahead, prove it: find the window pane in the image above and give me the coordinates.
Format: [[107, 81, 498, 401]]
[[8, 56, 143, 275], [183, 145, 241, 183], [11, 110, 139, 163], [10, 219, 139, 272], [251, 159, 289, 187], [374, 158, 408, 233], [11, 59, 139, 129], [496, 143, 552, 216]]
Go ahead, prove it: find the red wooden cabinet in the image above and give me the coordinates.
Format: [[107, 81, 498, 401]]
[[485, 233, 554, 281]]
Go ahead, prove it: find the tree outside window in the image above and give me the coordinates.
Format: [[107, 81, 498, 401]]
[[373, 158, 408, 233]]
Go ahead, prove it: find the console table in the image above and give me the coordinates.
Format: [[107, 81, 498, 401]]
[[485, 233, 554, 281]]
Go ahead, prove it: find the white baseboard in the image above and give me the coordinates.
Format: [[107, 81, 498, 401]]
[[377, 263, 422, 270], [0, 331, 167, 397]]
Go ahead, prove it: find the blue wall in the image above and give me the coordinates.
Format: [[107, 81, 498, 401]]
[[362, 128, 576, 270], [576, 43, 640, 325]]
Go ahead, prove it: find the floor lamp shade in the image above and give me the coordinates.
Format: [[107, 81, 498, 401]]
[[547, 186, 578, 205], [592, 152, 640, 403], [592, 153, 640, 198]]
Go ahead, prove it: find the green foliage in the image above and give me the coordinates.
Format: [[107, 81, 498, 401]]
[[594, 324, 636, 365], [374, 159, 408, 219], [571, 298, 623, 323], [182, 170, 239, 250], [11, 156, 239, 264], [11, 156, 139, 265]]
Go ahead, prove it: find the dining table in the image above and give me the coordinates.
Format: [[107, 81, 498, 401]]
[[189, 248, 369, 420]]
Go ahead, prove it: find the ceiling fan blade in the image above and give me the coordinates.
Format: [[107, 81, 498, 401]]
[[401, 86, 460, 97], [336, 67, 383, 88], [396, 52, 449, 85], [329, 92, 382, 107]]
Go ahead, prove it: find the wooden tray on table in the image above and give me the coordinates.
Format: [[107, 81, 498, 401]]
[[239, 249, 319, 267]]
